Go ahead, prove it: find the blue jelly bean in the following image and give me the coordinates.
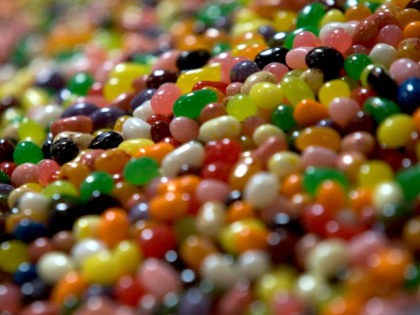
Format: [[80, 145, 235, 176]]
[[13, 263, 38, 285], [398, 78, 420, 115], [14, 219, 48, 243]]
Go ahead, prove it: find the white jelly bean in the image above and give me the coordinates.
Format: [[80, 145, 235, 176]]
[[200, 253, 238, 288], [133, 100, 154, 121], [237, 250, 270, 280], [369, 43, 397, 68], [122, 117, 151, 139], [252, 124, 285, 147], [161, 141, 204, 177], [71, 238, 107, 266], [198, 115, 241, 142], [37, 251, 75, 284], [373, 181, 404, 212], [244, 172, 279, 209], [268, 151, 302, 179], [195, 201, 226, 239], [305, 239, 348, 278]]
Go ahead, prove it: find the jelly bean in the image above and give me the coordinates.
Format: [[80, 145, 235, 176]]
[[121, 117, 151, 140], [226, 95, 258, 121], [296, 126, 341, 152], [79, 171, 114, 201], [200, 253, 238, 288], [240, 71, 277, 95], [281, 76, 315, 106], [294, 99, 329, 126], [244, 172, 279, 209], [67, 72, 95, 96], [296, 3, 325, 28], [137, 258, 182, 299], [13, 141, 44, 165], [37, 251, 74, 284], [357, 160, 394, 188], [176, 63, 221, 94], [286, 47, 311, 70], [305, 46, 344, 80], [377, 114, 415, 149], [318, 79, 351, 107], [150, 83, 182, 116], [398, 78, 420, 115], [50, 137, 80, 165], [303, 167, 349, 196], [196, 201, 226, 239], [396, 166, 420, 201], [363, 96, 400, 123], [306, 239, 347, 277], [173, 89, 218, 120], [271, 104, 297, 132], [198, 115, 241, 142], [161, 141, 205, 177], [329, 97, 360, 128]]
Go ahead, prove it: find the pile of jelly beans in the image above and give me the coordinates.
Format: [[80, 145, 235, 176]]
[[0, 0, 420, 314]]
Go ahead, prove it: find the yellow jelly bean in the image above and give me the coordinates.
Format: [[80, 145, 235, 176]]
[[0, 240, 29, 273], [81, 250, 121, 285], [254, 266, 297, 302], [281, 76, 315, 106], [249, 82, 284, 110], [21, 88, 50, 110], [295, 127, 341, 152], [377, 114, 415, 148], [118, 138, 154, 156], [103, 63, 151, 101], [113, 240, 142, 275], [18, 118, 46, 146], [226, 95, 258, 121], [176, 63, 221, 94], [357, 160, 394, 188], [273, 10, 297, 32], [268, 151, 302, 179], [73, 215, 101, 241], [320, 9, 345, 26], [318, 79, 351, 106]]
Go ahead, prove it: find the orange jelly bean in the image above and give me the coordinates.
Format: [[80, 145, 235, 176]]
[[149, 192, 189, 221], [94, 148, 131, 174], [295, 126, 341, 152], [134, 142, 175, 163], [179, 235, 218, 271], [316, 180, 347, 214], [97, 208, 130, 247], [51, 271, 88, 304], [281, 173, 303, 197], [58, 161, 90, 188], [226, 201, 255, 223], [229, 157, 262, 191], [293, 99, 329, 127], [344, 5, 371, 21]]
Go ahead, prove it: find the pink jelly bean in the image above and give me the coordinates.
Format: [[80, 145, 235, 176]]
[[150, 82, 182, 116], [169, 116, 199, 143], [328, 97, 360, 127], [263, 62, 289, 82], [11, 163, 39, 187], [301, 146, 338, 168], [37, 159, 60, 186], [389, 58, 420, 85], [195, 179, 231, 204], [0, 283, 21, 314], [375, 24, 403, 48], [152, 49, 181, 72], [347, 231, 388, 266], [285, 47, 311, 69], [322, 27, 352, 55], [293, 31, 320, 48], [137, 258, 182, 300]]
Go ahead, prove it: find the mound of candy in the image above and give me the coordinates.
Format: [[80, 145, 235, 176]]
[[0, 0, 419, 314]]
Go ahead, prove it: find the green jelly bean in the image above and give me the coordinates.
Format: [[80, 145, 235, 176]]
[[123, 157, 160, 186], [173, 89, 218, 119], [271, 104, 296, 132], [0, 171, 10, 184], [396, 166, 420, 201], [344, 54, 372, 80], [13, 141, 44, 165], [80, 171, 114, 201], [296, 3, 326, 28], [363, 97, 400, 123], [67, 72, 95, 96], [303, 167, 349, 196]]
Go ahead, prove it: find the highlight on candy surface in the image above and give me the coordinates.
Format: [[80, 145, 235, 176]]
[[0, 0, 420, 314]]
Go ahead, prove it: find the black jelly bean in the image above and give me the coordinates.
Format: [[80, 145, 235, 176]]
[[89, 131, 123, 149], [176, 49, 211, 71], [305, 46, 344, 80], [50, 138, 79, 165], [254, 46, 289, 68], [146, 69, 178, 89], [366, 66, 398, 100]]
